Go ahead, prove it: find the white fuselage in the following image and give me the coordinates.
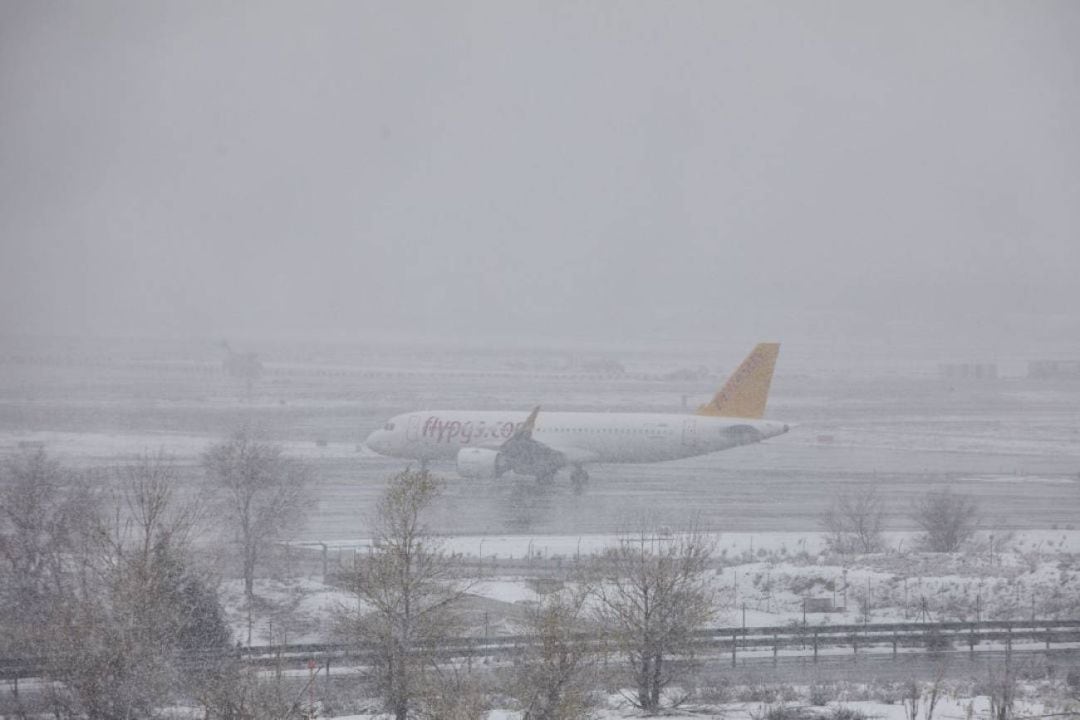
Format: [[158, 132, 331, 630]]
[[365, 410, 789, 465]]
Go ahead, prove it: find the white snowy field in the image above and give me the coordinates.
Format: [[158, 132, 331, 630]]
[[218, 577, 357, 646], [295, 528, 1080, 572], [231, 530, 1080, 646], [329, 694, 1071, 720], [0, 429, 376, 461]]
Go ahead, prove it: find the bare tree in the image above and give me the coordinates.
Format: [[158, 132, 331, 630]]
[[902, 660, 948, 720], [98, 450, 204, 570], [911, 489, 979, 553], [589, 521, 718, 713], [337, 468, 476, 720], [7, 452, 233, 720], [820, 487, 886, 554], [195, 659, 328, 720], [203, 431, 312, 600], [1066, 665, 1080, 703], [414, 665, 491, 720], [985, 661, 1018, 720], [508, 584, 599, 720], [0, 449, 95, 718], [0, 450, 84, 652]]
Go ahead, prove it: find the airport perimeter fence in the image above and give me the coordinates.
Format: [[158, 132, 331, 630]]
[[3, 618, 1079, 682]]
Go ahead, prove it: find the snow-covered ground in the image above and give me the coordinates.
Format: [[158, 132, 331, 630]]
[[329, 693, 1071, 720], [234, 530, 1080, 646], [0, 430, 376, 461], [219, 577, 357, 645], [294, 529, 1080, 560]]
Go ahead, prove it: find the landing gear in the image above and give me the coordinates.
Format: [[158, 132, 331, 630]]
[[570, 466, 589, 492]]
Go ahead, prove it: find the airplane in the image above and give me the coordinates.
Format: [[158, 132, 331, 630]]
[[364, 342, 790, 485]]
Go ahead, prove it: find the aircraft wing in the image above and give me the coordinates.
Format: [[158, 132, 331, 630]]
[[537, 442, 598, 465], [494, 406, 596, 474]]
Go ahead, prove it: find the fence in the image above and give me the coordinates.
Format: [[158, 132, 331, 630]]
[[5, 619, 1077, 682]]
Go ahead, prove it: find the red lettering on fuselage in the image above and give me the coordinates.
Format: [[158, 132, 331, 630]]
[[420, 415, 522, 444]]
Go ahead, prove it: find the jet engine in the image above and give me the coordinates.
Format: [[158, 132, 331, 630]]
[[456, 447, 510, 479]]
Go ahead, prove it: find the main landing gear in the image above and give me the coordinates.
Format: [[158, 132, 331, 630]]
[[534, 466, 589, 490]]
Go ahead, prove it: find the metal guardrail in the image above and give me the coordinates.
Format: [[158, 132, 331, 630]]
[[4, 619, 1079, 681]]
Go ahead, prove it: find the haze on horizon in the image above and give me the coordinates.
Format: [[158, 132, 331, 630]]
[[1, 1, 1078, 353]]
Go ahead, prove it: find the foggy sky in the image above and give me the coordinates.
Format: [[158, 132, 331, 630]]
[[2, 1, 1078, 348]]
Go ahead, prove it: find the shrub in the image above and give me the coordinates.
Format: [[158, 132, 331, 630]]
[[830, 707, 869, 720], [693, 680, 732, 705], [911, 490, 979, 553], [868, 680, 906, 705], [752, 704, 818, 720], [809, 683, 836, 706], [1067, 666, 1080, 691]]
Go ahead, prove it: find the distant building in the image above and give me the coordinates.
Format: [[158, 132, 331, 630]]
[[662, 366, 710, 382], [580, 358, 626, 376], [938, 363, 998, 381], [1028, 360, 1080, 379]]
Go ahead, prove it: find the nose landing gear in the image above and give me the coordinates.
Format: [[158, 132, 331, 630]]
[[570, 465, 589, 492]]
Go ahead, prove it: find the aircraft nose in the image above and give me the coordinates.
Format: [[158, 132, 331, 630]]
[[365, 429, 385, 453]]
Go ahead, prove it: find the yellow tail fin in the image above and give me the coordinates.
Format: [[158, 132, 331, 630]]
[[696, 343, 780, 419]]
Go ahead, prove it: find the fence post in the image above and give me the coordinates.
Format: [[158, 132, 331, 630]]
[[969, 622, 975, 659], [773, 632, 778, 665], [893, 630, 898, 659], [731, 630, 737, 667], [813, 630, 818, 662]]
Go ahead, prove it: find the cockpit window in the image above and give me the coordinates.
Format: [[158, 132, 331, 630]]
[[384, 423, 395, 431]]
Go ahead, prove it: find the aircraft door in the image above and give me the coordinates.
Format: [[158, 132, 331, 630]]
[[407, 415, 421, 442], [681, 419, 698, 447]]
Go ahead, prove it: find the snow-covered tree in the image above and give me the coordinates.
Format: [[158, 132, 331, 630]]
[[911, 489, 979, 553], [589, 521, 718, 713], [337, 468, 478, 720], [203, 430, 312, 599], [821, 487, 887, 554]]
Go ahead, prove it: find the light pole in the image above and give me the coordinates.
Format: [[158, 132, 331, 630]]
[[865, 576, 871, 624]]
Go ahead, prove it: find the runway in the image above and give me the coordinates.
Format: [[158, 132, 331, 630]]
[[2, 345, 1078, 542]]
